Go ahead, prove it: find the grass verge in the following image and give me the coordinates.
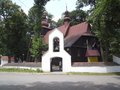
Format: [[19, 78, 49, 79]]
[[1, 68, 120, 75], [0, 68, 43, 73]]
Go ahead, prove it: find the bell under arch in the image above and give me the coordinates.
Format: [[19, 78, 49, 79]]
[[53, 37, 60, 52]]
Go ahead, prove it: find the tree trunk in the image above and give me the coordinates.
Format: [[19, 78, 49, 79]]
[[100, 43, 105, 62], [105, 44, 109, 62]]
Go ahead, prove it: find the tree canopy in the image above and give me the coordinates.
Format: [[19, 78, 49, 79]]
[[77, 0, 120, 60], [0, 0, 28, 60], [0, 0, 51, 61], [56, 9, 88, 26], [27, 0, 50, 61]]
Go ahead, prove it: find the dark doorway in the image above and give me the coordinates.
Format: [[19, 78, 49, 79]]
[[51, 57, 62, 72]]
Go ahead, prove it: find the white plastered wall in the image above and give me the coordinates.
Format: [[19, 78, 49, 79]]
[[0, 60, 8, 66], [42, 28, 71, 72], [113, 55, 120, 65]]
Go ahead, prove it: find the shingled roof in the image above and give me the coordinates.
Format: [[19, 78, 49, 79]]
[[44, 22, 91, 47]]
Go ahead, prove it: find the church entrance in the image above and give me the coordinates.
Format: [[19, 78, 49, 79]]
[[51, 57, 62, 72]]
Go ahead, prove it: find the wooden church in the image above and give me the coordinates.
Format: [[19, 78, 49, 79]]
[[40, 11, 101, 64]]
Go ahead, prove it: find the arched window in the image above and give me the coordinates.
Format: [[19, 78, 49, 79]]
[[53, 37, 60, 52]]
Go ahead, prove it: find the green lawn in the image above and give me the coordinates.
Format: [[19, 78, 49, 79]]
[[0, 68, 120, 75], [0, 68, 43, 73]]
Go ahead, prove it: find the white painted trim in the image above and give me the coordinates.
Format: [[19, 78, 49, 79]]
[[70, 66, 120, 73]]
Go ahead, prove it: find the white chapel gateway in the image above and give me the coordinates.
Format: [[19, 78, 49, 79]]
[[42, 28, 71, 72]]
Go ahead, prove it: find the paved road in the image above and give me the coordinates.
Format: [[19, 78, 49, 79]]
[[0, 72, 120, 90]]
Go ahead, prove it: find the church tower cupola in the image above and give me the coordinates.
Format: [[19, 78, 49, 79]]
[[41, 11, 51, 36], [63, 10, 71, 27], [41, 11, 49, 28]]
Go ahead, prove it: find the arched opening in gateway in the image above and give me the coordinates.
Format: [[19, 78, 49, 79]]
[[50, 57, 62, 72]]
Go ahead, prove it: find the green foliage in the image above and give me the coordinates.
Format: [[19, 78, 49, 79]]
[[56, 19, 64, 27], [76, 0, 120, 60], [30, 35, 43, 58], [69, 10, 88, 25], [29, 33, 48, 62], [0, 68, 43, 73], [88, 0, 120, 60], [34, 0, 50, 6], [56, 10, 88, 26], [27, 0, 50, 61], [36, 68, 43, 73], [47, 13, 57, 29], [28, 0, 50, 33], [0, 0, 50, 61], [76, 0, 95, 9], [28, 5, 43, 33], [0, 0, 28, 58]]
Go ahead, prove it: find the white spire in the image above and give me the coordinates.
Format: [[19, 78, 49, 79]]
[[66, 3, 68, 11]]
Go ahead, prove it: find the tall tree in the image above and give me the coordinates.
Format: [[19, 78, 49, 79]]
[[27, 0, 50, 61], [88, 0, 120, 60], [76, 0, 120, 60], [69, 10, 88, 25], [56, 10, 87, 26], [47, 13, 57, 29], [76, 0, 95, 9], [0, 0, 28, 60]]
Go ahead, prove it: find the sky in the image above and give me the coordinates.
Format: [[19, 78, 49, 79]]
[[46, 0, 77, 21], [11, 0, 77, 21], [11, 0, 90, 22], [12, 0, 34, 15]]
